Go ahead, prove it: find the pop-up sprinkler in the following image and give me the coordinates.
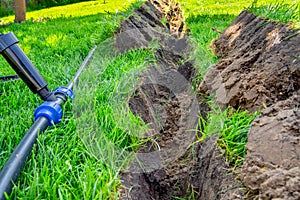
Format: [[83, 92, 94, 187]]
[[0, 32, 96, 200]]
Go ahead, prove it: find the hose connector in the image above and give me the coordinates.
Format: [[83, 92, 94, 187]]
[[54, 86, 74, 100], [34, 86, 74, 125], [34, 101, 62, 126]]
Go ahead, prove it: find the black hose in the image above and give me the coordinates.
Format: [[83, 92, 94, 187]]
[[0, 96, 65, 200], [0, 117, 49, 200], [0, 46, 96, 200]]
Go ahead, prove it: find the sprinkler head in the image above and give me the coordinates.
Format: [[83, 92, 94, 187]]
[[0, 32, 56, 101]]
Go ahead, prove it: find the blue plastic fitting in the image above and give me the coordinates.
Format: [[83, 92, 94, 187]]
[[34, 86, 73, 125], [54, 86, 74, 100], [34, 101, 62, 126]]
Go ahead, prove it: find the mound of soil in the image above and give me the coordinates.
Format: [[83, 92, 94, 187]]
[[200, 11, 300, 199], [243, 95, 300, 199], [200, 11, 300, 112]]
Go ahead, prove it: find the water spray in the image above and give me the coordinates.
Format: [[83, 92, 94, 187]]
[[0, 32, 96, 200]]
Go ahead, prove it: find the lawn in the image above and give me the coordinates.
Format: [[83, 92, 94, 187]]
[[0, 0, 146, 199], [0, 0, 299, 199]]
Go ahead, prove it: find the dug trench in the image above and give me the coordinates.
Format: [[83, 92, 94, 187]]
[[110, 1, 300, 199]]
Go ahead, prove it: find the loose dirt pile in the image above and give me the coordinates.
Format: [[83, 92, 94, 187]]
[[201, 11, 300, 199], [113, 1, 300, 199]]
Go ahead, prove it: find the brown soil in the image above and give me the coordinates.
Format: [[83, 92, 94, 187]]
[[243, 95, 300, 199], [200, 11, 300, 199], [201, 11, 300, 112], [114, 1, 300, 199], [149, 0, 186, 37]]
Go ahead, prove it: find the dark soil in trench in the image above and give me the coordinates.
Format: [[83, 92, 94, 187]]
[[113, 1, 300, 199]]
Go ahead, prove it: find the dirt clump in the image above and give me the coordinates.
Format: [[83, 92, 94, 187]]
[[242, 95, 300, 199], [189, 135, 245, 199], [115, 1, 188, 54], [200, 10, 300, 199], [200, 11, 300, 112]]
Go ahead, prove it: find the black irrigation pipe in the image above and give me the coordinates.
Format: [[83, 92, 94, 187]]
[[0, 32, 96, 200], [0, 75, 19, 82]]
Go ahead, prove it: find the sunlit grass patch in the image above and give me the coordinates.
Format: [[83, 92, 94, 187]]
[[0, 0, 142, 25], [247, 0, 300, 27], [0, 1, 143, 80]]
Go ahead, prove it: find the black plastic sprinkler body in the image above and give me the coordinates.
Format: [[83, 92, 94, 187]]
[[0, 32, 96, 200], [0, 32, 56, 101]]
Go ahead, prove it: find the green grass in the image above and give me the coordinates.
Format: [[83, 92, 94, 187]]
[[247, 0, 300, 25], [0, 0, 137, 25], [198, 102, 259, 168], [217, 109, 259, 168], [1, 0, 300, 199]]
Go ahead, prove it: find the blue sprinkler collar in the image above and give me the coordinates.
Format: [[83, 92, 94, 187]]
[[34, 86, 74, 126], [34, 101, 62, 126]]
